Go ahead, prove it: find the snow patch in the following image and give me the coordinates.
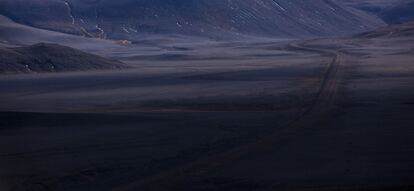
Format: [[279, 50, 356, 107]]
[[122, 26, 130, 33], [63, 1, 75, 25], [271, 1, 286, 12], [96, 25, 105, 38]]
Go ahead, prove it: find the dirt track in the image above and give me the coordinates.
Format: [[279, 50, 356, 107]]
[[112, 37, 414, 190], [1, 35, 414, 191], [113, 41, 347, 191]]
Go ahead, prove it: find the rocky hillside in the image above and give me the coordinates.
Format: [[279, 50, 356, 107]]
[[0, 0, 384, 39]]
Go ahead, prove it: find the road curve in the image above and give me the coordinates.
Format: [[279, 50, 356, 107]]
[[113, 40, 346, 191], [288, 40, 344, 114]]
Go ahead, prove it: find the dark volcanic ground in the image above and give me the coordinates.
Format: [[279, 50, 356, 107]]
[[1, 23, 414, 191]]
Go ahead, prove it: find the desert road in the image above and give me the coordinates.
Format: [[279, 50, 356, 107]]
[[288, 41, 344, 112]]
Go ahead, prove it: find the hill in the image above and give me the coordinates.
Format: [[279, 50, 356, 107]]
[[0, 15, 124, 54], [0, 43, 128, 74]]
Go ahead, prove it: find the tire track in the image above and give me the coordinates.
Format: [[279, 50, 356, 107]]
[[288, 40, 343, 114], [111, 39, 345, 191]]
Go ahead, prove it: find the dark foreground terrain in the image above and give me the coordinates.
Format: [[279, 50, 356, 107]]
[[1, 23, 414, 191]]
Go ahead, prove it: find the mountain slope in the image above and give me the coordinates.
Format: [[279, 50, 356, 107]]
[[339, 0, 403, 13], [339, 0, 414, 24], [358, 21, 414, 38], [0, 15, 127, 56], [0, 0, 384, 39], [381, 1, 414, 24], [0, 43, 128, 74]]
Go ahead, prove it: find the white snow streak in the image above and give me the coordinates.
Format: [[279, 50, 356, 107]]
[[122, 26, 130, 33], [96, 25, 105, 38], [63, 1, 75, 25], [271, 1, 286, 12]]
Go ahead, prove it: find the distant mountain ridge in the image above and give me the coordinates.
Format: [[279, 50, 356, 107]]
[[339, 0, 402, 13], [0, 0, 384, 40], [381, 1, 414, 24], [339, 0, 414, 24], [358, 21, 414, 38]]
